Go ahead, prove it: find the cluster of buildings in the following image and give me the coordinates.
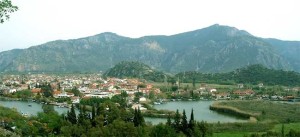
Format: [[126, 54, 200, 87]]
[[0, 74, 161, 107], [193, 83, 300, 101]]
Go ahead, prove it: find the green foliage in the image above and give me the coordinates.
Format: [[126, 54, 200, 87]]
[[40, 83, 53, 98], [150, 123, 177, 137], [176, 64, 300, 86], [67, 104, 77, 124], [133, 108, 145, 127], [104, 61, 169, 82], [215, 101, 300, 123], [1, 24, 299, 74], [13, 89, 32, 99], [67, 87, 81, 97], [0, 0, 18, 23]]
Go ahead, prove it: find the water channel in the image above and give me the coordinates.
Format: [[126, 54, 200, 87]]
[[0, 100, 246, 125], [145, 101, 246, 124]]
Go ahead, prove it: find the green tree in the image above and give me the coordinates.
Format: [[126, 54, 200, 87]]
[[189, 108, 195, 130], [67, 104, 77, 124], [173, 109, 181, 132], [149, 90, 155, 100], [166, 113, 172, 126], [281, 124, 285, 137], [150, 123, 177, 137], [181, 109, 188, 133], [133, 107, 144, 127], [0, 0, 18, 23], [42, 104, 55, 113], [70, 86, 81, 96]]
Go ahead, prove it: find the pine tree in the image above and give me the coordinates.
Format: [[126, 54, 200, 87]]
[[181, 109, 188, 133]]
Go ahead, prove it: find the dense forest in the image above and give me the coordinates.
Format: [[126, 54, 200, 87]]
[[176, 64, 300, 86]]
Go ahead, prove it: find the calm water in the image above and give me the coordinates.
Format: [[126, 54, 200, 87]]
[[146, 101, 247, 125], [0, 100, 70, 117], [0, 100, 246, 125]]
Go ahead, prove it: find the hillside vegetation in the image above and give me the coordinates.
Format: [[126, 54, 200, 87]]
[[1, 24, 299, 73], [176, 64, 300, 86], [104, 61, 169, 82]]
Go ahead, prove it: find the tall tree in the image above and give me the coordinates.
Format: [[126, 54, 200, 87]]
[[281, 124, 285, 137], [181, 109, 188, 133], [67, 104, 77, 124], [189, 108, 195, 130], [91, 104, 96, 127], [174, 109, 181, 132], [133, 107, 145, 127], [137, 107, 145, 126], [133, 108, 138, 127], [166, 113, 172, 126], [0, 0, 18, 23]]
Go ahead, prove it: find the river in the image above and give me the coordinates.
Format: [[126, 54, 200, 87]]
[[0, 100, 246, 125], [144, 101, 247, 125], [0, 100, 70, 116]]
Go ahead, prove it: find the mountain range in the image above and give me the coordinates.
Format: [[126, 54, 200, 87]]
[[0, 24, 299, 73]]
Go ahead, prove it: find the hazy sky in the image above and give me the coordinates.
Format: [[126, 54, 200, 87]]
[[0, 0, 299, 52]]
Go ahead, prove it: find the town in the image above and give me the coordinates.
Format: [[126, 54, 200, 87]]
[[1, 73, 299, 111]]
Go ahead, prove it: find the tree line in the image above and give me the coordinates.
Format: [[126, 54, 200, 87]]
[[176, 64, 300, 86]]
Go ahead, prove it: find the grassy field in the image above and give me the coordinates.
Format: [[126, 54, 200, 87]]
[[211, 100, 300, 123], [271, 123, 300, 132], [213, 123, 300, 137], [213, 132, 253, 137]]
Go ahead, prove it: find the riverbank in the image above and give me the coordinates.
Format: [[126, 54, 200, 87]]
[[209, 100, 300, 123], [209, 101, 260, 119]]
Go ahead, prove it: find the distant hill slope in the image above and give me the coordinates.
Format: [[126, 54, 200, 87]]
[[264, 38, 300, 72], [103, 61, 168, 82], [0, 24, 299, 73], [176, 64, 300, 86]]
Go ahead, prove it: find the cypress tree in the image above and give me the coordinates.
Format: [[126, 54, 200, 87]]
[[67, 104, 77, 124], [78, 106, 84, 125], [174, 109, 181, 132], [166, 113, 172, 126], [133, 108, 138, 127], [189, 108, 195, 130], [92, 104, 96, 120], [281, 124, 285, 137], [181, 109, 188, 133], [96, 103, 101, 116], [137, 107, 145, 126]]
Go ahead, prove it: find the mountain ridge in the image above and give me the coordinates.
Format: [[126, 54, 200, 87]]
[[0, 24, 299, 73]]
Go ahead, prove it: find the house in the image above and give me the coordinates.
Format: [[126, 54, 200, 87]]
[[56, 92, 74, 98], [71, 96, 80, 104], [237, 84, 244, 88], [131, 104, 147, 111], [53, 90, 62, 98], [31, 88, 42, 95], [139, 97, 147, 102], [8, 89, 17, 94], [209, 88, 217, 92], [216, 92, 230, 100], [233, 89, 255, 96]]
